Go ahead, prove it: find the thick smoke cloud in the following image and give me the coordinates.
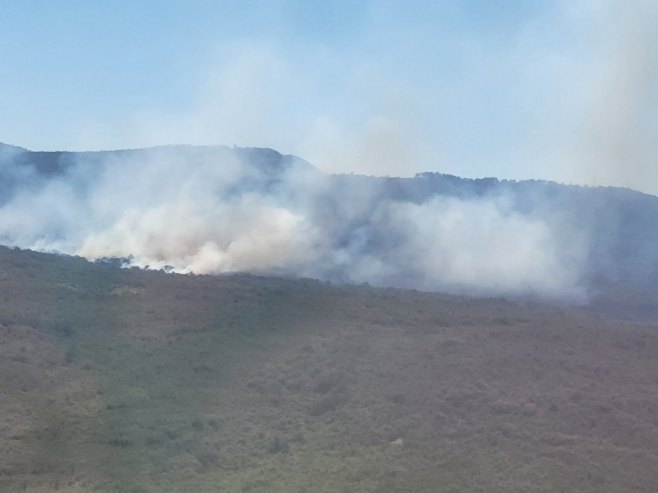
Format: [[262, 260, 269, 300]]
[[0, 146, 587, 301], [350, 196, 582, 297]]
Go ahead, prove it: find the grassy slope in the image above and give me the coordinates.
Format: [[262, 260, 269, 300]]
[[1, 247, 658, 492]]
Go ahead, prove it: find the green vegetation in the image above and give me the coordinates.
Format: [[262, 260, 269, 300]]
[[1, 246, 658, 492]]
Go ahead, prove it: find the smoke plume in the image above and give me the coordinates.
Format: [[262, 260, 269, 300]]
[[0, 144, 590, 301]]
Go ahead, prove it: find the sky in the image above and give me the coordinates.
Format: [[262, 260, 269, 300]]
[[0, 0, 657, 194]]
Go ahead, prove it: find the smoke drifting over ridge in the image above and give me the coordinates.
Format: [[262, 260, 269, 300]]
[[0, 144, 601, 301]]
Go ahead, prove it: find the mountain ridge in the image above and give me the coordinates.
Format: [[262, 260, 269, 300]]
[[4, 141, 656, 199]]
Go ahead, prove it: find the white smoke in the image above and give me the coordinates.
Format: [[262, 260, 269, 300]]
[[344, 195, 583, 298], [0, 146, 587, 301], [78, 196, 316, 274]]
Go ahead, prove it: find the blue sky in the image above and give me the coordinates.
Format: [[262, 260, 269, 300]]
[[0, 1, 656, 193]]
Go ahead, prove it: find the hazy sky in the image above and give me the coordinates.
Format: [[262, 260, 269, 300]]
[[0, 1, 656, 193]]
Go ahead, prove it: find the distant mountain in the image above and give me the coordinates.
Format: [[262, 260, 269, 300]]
[[0, 142, 656, 307], [0, 143, 314, 178], [0, 141, 29, 154]]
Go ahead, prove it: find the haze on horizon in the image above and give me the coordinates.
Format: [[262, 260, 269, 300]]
[[0, 0, 657, 194]]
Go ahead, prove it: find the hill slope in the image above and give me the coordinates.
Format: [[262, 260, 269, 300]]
[[2, 246, 658, 492]]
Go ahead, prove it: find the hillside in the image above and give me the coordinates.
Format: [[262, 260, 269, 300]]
[[2, 246, 658, 492]]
